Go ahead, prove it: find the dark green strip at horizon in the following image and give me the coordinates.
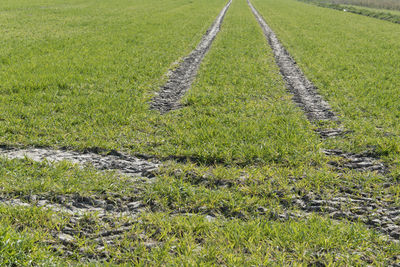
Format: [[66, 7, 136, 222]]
[[299, 0, 400, 24]]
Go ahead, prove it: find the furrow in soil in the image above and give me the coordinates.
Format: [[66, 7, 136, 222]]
[[0, 147, 159, 178], [150, 0, 232, 113]]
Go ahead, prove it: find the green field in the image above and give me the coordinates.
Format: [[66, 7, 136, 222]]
[[300, 0, 400, 23], [0, 0, 399, 265], [319, 0, 400, 11], [347, 4, 400, 14]]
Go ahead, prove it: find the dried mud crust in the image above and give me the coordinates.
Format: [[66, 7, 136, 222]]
[[324, 149, 388, 174], [150, 0, 232, 114], [0, 193, 147, 218], [180, 170, 400, 243], [0, 147, 159, 178], [0, 192, 159, 260], [316, 128, 347, 138]]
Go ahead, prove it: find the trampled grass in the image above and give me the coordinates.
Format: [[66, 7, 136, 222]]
[[1, 0, 400, 265]]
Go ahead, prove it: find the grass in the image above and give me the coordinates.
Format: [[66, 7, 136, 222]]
[[0, 200, 398, 265], [1, 0, 400, 265], [0, 158, 140, 196], [321, 0, 400, 11], [343, 4, 400, 15], [0, 0, 227, 155], [0, 206, 64, 266], [300, 0, 400, 23], [252, 0, 400, 164], [0, 0, 322, 167]]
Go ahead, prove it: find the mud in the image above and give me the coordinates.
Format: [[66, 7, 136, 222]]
[[292, 190, 400, 242], [0, 147, 159, 178], [180, 170, 400, 243], [0, 193, 146, 218], [324, 149, 388, 174], [247, 0, 336, 122], [150, 0, 232, 113], [316, 128, 347, 138], [248, 0, 387, 173]]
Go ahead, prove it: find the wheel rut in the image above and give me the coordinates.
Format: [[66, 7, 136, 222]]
[[248, 0, 336, 123], [0, 146, 159, 179], [247, 0, 386, 173], [181, 170, 400, 243], [0, 192, 160, 261], [150, 0, 232, 113], [247, 0, 399, 242]]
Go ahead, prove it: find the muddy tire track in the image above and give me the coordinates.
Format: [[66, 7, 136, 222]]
[[247, 0, 386, 173], [324, 149, 387, 174], [292, 191, 400, 242], [0, 192, 160, 261], [0, 193, 146, 219], [247, 0, 336, 122], [247, 0, 397, 242], [0, 147, 159, 178], [150, 0, 232, 113], [180, 170, 400, 242]]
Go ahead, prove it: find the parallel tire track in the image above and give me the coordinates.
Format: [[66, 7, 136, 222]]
[[150, 0, 232, 113]]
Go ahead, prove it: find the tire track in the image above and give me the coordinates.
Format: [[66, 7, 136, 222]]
[[0, 193, 145, 219], [0, 192, 159, 260], [180, 170, 400, 242], [247, 0, 398, 243], [150, 0, 232, 113], [247, 0, 386, 173], [247, 0, 336, 123], [0, 147, 159, 179]]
